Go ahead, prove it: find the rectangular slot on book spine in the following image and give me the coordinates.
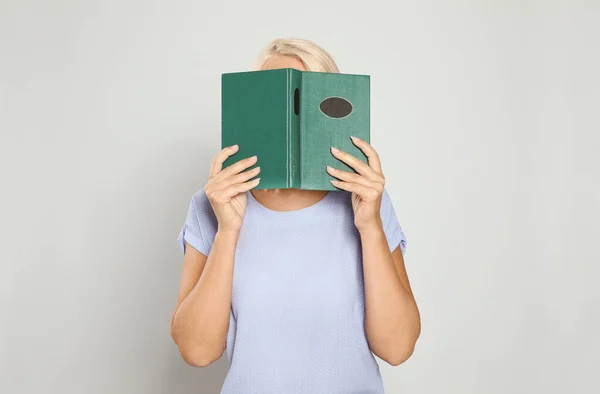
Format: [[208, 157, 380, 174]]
[[294, 88, 300, 115], [289, 69, 302, 188]]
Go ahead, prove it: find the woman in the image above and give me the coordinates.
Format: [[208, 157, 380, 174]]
[[171, 38, 421, 393]]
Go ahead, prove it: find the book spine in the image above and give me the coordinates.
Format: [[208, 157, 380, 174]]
[[288, 69, 302, 188]]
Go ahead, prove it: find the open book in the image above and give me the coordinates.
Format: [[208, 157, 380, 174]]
[[221, 68, 370, 190]]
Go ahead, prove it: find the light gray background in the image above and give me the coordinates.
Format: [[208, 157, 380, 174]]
[[1, 1, 598, 393]]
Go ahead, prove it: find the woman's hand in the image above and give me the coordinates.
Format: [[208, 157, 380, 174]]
[[326, 136, 385, 233], [204, 144, 261, 233]]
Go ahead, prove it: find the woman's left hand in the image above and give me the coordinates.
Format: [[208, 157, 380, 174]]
[[327, 136, 385, 233]]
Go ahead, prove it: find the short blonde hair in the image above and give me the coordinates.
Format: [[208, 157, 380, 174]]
[[255, 38, 340, 73]]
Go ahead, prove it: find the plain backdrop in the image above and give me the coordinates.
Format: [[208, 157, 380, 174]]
[[1, 1, 598, 393]]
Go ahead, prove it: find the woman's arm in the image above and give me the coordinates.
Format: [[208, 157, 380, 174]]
[[359, 227, 420, 365], [171, 231, 239, 367], [171, 145, 260, 367], [327, 136, 421, 366]]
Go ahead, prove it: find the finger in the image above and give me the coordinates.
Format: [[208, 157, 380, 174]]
[[210, 145, 239, 178], [330, 180, 379, 201], [350, 136, 383, 174], [221, 166, 261, 189], [213, 155, 258, 183], [330, 147, 381, 182], [326, 165, 380, 190], [217, 178, 261, 200]]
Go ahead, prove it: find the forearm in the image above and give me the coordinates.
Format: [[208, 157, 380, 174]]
[[360, 224, 420, 365], [172, 230, 239, 365]]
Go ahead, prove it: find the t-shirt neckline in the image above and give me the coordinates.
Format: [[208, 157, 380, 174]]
[[247, 189, 333, 215]]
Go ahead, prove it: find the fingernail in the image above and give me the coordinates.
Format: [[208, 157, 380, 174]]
[[251, 155, 257, 160], [255, 177, 261, 182], [230, 144, 239, 149], [326, 165, 335, 172], [350, 136, 359, 142], [331, 147, 339, 153], [255, 166, 261, 171]]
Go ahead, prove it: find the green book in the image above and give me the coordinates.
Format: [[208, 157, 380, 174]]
[[221, 68, 370, 191]]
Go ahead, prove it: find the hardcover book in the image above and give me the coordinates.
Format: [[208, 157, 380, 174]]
[[221, 68, 370, 190]]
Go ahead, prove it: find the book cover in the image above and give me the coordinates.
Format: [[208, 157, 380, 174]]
[[221, 68, 370, 190]]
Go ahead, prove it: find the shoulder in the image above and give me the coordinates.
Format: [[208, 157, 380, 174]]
[[379, 187, 396, 217], [189, 188, 218, 229], [379, 187, 408, 254], [190, 187, 215, 215], [178, 188, 218, 255], [381, 187, 393, 204]]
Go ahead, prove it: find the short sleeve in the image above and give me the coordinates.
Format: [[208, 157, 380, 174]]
[[177, 188, 218, 256], [379, 188, 407, 255]]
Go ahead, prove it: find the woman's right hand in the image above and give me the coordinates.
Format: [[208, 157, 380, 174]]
[[204, 144, 260, 233]]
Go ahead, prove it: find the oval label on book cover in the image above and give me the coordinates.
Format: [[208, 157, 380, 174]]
[[319, 97, 353, 119]]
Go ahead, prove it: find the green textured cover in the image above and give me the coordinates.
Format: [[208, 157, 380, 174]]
[[221, 68, 370, 190]]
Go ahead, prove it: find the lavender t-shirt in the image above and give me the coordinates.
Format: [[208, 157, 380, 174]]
[[177, 188, 407, 394]]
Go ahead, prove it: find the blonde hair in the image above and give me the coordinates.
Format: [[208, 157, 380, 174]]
[[255, 38, 340, 73]]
